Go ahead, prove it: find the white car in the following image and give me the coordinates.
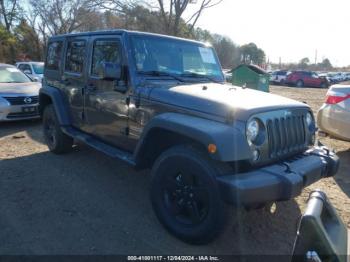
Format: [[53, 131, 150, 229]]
[[16, 61, 44, 82], [269, 70, 289, 85], [327, 73, 342, 83]]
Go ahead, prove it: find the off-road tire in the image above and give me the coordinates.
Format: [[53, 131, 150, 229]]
[[320, 82, 327, 88], [42, 104, 73, 154], [296, 80, 304, 88], [150, 145, 227, 244]]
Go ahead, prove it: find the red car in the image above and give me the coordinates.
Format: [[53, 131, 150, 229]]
[[285, 71, 329, 88]]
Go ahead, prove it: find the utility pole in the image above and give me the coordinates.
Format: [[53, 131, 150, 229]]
[[279, 57, 282, 69], [315, 49, 318, 65]]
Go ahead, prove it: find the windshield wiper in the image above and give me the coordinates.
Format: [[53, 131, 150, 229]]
[[138, 70, 185, 82], [180, 72, 222, 84]]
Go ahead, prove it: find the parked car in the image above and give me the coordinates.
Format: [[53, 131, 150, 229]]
[[318, 72, 334, 85], [345, 72, 350, 81], [317, 84, 350, 141], [269, 70, 288, 85], [16, 61, 44, 82], [0, 63, 41, 121], [39, 30, 339, 244], [285, 71, 329, 88]]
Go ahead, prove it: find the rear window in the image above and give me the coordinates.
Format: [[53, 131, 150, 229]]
[[46, 41, 63, 70], [65, 41, 86, 74]]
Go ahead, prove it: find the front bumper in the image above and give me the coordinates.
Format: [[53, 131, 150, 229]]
[[0, 103, 40, 121], [217, 147, 339, 206]]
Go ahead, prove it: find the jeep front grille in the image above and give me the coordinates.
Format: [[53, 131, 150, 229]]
[[266, 115, 306, 158]]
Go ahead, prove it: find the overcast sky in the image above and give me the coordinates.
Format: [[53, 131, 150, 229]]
[[185, 0, 350, 67]]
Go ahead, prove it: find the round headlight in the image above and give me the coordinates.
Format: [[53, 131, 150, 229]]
[[306, 112, 313, 127], [246, 119, 259, 143]]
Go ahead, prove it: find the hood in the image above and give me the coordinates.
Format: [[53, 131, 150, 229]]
[[0, 82, 41, 96], [149, 83, 309, 121]]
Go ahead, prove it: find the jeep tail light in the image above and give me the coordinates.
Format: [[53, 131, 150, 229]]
[[325, 91, 350, 104]]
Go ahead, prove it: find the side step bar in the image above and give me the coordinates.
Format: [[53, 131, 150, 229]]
[[62, 126, 136, 166]]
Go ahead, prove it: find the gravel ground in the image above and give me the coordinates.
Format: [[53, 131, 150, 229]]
[[0, 85, 349, 255]]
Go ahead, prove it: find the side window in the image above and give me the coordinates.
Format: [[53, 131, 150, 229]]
[[91, 40, 121, 76], [46, 41, 63, 70], [19, 64, 32, 74], [25, 64, 32, 73], [18, 64, 25, 71], [65, 40, 86, 73]]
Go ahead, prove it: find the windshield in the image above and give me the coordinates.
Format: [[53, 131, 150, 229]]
[[131, 35, 224, 82], [32, 63, 44, 74], [0, 67, 31, 83]]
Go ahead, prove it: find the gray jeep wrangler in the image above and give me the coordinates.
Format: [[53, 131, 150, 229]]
[[39, 30, 339, 244]]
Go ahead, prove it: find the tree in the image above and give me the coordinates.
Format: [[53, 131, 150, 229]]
[[320, 58, 332, 70], [14, 19, 43, 60], [28, 0, 94, 45], [0, 0, 23, 62], [240, 43, 265, 65], [0, 0, 22, 31], [211, 34, 240, 69], [90, 0, 223, 36], [156, 0, 224, 35], [299, 57, 310, 69], [0, 24, 16, 62]]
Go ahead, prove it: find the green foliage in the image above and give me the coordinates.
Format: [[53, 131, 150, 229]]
[[0, 24, 16, 62], [271, 57, 334, 71], [299, 57, 310, 69], [14, 19, 43, 61], [320, 58, 332, 70], [0, 0, 264, 69], [211, 35, 240, 69], [240, 43, 266, 65]]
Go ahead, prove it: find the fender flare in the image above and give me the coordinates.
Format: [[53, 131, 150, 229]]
[[133, 112, 251, 162], [39, 86, 71, 126]]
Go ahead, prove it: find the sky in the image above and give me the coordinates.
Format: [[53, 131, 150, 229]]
[[185, 0, 350, 67]]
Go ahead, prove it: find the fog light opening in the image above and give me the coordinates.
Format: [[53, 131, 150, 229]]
[[208, 144, 217, 154], [252, 149, 260, 161]]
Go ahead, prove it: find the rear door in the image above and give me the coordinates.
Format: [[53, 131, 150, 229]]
[[84, 35, 130, 149], [62, 36, 89, 129], [303, 72, 313, 86], [310, 72, 322, 87]]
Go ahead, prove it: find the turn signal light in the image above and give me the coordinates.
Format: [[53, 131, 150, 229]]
[[208, 144, 217, 154]]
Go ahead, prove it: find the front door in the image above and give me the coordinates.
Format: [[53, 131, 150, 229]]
[[84, 36, 130, 150]]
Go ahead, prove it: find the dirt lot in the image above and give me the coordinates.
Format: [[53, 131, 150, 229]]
[[0, 85, 349, 255]]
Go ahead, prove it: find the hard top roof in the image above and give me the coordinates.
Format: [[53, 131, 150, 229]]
[[49, 29, 206, 46]]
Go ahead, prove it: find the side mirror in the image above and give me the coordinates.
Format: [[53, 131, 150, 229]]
[[98, 62, 121, 81], [24, 70, 32, 75]]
